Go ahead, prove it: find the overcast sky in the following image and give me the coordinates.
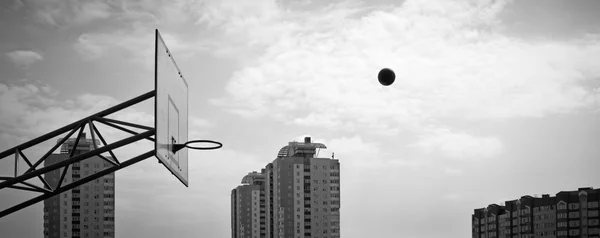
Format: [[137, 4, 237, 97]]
[[1, 0, 600, 237]]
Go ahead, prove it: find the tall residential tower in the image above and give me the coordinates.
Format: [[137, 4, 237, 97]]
[[231, 171, 267, 238], [232, 137, 341, 238], [43, 133, 116, 238]]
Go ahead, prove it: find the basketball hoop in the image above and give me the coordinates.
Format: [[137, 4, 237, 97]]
[[172, 140, 223, 153]]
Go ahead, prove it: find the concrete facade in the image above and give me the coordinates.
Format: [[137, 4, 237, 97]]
[[232, 137, 340, 238], [232, 172, 267, 238], [43, 133, 115, 238], [473, 187, 600, 238]]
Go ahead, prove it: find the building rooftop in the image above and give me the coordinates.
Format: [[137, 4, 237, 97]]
[[241, 171, 264, 185], [277, 137, 327, 158]]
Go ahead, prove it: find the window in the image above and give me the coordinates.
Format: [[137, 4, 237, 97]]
[[569, 220, 580, 227], [589, 202, 599, 208], [569, 212, 579, 218]]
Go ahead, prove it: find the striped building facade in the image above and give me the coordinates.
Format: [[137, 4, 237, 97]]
[[43, 133, 115, 238], [232, 137, 341, 238]]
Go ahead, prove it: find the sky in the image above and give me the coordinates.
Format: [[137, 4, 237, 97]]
[[0, 0, 600, 237]]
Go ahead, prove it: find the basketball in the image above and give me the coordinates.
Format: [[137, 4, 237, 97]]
[[378, 68, 395, 86]]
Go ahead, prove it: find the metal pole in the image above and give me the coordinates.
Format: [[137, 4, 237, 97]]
[[0, 90, 155, 160], [0, 130, 154, 190], [0, 150, 155, 218]]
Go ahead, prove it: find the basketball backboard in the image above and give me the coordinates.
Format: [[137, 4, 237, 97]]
[[154, 29, 189, 187]]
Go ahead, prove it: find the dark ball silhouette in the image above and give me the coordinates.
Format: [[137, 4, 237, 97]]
[[378, 68, 395, 86]]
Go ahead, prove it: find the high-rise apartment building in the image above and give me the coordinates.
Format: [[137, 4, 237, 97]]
[[231, 171, 267, 238], [232, 137, 341, 238], [472, 187, 600, 238], [43, 133, 115, 238]]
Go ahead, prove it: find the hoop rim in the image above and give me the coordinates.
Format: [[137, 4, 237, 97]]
[[183, 140, 222, 150]]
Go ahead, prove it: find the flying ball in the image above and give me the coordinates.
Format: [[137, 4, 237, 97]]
[[378, 68, 395, 86]]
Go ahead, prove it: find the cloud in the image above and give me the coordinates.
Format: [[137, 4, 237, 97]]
[[0, 81, 154, 153], [211, 0, 600, 138], [10, 0, 24, 10], [410, 127, 503, 160], [442, 193, 463, 201], [73, 30, 155, 62], [324, 135, 386, 168], [26, 0, 113, 26], [196, 0, 279, 28], [73, 34, 106, 60], [321, 135, 430, 171], [5, 51, 43, 67], [197, 1, 373, 60], [26, 0, 208, 62], [443, 167, 464, 176], [73, 28, 208, 63]]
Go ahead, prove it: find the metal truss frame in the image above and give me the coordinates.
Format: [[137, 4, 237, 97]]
[[0, 90, 157, 218]]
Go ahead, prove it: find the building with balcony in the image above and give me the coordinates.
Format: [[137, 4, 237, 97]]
[[232, 137, 340, 238], [472, 187, 600, 238], [43, 133, 115, 238]]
